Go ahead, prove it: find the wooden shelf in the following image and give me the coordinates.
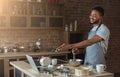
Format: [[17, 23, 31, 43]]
[[0, 0, 64, 29], [29, 15, 46, 17], [48, 16, 63, 18]]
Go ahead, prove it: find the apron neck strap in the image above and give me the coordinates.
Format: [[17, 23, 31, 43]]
[[96, 22, 102, 31]]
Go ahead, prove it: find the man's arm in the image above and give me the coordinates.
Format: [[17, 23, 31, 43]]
[[72, 35, 103, 48], [57, 35, 103, 51]]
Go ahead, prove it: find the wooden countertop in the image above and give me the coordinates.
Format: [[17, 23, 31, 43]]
[[0, 51, 69, 58], [10, 61, 114, 77]]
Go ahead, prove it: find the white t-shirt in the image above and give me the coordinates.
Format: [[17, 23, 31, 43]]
[[91, 24, 110, 54]]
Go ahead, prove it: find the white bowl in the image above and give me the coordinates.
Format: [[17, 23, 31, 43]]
[[40, 57, 51, 67], [69, 59, 82, 67]]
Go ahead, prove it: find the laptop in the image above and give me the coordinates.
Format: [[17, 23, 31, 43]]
[[26, 55, 57, 74], [26, 55, 40, 72]]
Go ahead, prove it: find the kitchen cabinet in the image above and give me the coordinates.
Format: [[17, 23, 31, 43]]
[[0, 0, 64, 29]]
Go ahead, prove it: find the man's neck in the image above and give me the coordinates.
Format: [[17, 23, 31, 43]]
[[92, 21, 102, 27]]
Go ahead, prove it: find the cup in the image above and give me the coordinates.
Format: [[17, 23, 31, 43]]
[[96, 64, 106, 73], [51, 58, 57, 65]]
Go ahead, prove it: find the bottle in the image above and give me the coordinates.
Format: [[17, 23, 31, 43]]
[[74, 20, 78, 31], [4, 47, 8, 53], [35, 38, 41, 51], [70, 23, 73, 32], [65, 24, 68, 31]]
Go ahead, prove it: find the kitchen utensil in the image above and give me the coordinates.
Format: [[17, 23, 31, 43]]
[[73, 53, 76, 61], [69, 59, 82, 67]]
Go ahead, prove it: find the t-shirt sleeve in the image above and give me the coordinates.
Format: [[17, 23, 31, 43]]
[[96, 26, 110, 40]]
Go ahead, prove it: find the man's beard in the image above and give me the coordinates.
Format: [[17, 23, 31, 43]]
[[89, 19, 100, 24]]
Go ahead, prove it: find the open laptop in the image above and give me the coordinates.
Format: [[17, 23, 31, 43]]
[[26, 55, 40, 72], [26, 55, 57, 74]]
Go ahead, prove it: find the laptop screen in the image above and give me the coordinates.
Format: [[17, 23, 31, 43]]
[[26, 55, 39, 72]]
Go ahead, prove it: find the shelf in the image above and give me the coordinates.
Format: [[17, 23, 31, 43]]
[[28, 0, 46, 15], [10, 15, 27, 17], [0, 27, 63, 30], [10, 16, 27, 27], [0, 0, 64, 28], [28, 1, 46, 4], [9, 0, 27, 3], [47, 0, 65, 5], [48, 16, 63, 18], [47, 3, 64, 16]]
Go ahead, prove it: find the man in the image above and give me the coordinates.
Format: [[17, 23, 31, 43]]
[[57, 6, 110, 68]]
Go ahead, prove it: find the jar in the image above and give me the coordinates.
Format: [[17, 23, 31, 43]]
[[4, 47, 8, 53]]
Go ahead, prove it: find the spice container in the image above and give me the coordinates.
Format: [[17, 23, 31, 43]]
[[3, 47, 8, 53], [70, 23, 73, 32], [65, 24, 68, 31]]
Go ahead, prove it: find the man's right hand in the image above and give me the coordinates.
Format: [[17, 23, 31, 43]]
[[72, 48, 80, 55], [56, 43, 65, 51]]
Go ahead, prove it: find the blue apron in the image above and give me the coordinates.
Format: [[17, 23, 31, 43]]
[[84, 24, 106, 68]]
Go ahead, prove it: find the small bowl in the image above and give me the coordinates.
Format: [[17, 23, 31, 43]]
[[69, 59, 82, 67]]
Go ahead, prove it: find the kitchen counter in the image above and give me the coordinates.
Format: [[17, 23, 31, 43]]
[[10, 61, 114, 77], [0, 51, 69, 77], [0, 51, 69, 58]]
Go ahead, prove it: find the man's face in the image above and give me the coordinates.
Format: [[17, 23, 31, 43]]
[[89, 10, 102, 24]]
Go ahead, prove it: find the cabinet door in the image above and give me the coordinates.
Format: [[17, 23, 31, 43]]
[[10, 16, 27, 27], [31, 17, 46, 27], [49, 17, 63, 27], [0, 16, 7, 27]]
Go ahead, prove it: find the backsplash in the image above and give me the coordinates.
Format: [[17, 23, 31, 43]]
[[0, 29, 63, 52]]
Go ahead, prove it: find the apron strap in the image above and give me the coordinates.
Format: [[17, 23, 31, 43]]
[[89, 22, 102, 32], [96, 22, 102, 31]]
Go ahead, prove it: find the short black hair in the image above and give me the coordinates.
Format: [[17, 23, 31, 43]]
[[92, 6, 104, 16]]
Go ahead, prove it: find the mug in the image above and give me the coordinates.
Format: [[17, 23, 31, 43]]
[[51, 58, 57, 65], [96, 64, 106, 73]]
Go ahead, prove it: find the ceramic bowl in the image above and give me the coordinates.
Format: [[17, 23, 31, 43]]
[[69, 59, 82, 67]]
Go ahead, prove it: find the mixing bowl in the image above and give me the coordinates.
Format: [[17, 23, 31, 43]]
[[69, 59, 82, 67]]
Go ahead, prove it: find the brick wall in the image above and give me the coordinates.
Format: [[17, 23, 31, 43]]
[[64, 0, 120, 73], [0, 29, 62, 51]]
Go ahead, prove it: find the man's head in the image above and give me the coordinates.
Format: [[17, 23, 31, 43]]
[[89, 6, 104, 24]]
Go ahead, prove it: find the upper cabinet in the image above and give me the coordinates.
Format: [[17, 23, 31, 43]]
[[0, 0, 65, 29]]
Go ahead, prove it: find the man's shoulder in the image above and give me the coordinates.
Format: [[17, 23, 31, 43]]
[[99, 24, 110, 31]]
